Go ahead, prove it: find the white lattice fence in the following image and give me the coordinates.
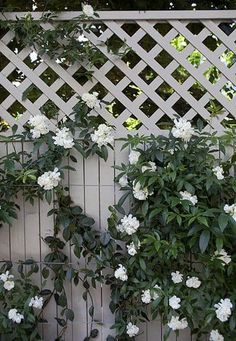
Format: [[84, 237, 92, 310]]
[[0, 11, 236, 136], [0, 10, 236, 341]]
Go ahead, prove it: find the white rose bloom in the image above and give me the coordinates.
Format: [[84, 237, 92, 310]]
[[180, 191, 198, 206], [214, 298, 233, 322], [52, 127, 74, 149], [91, 124, 114, 147], [224, 203, 236, 222], [210, 330, 224, 341], [169, 295, 181, 310], [213, 166, 224, 180], [28, 115, 50, 138], [126, 322, 139, 337], [82, 4, 94, 16], [0, 271, 14, 282], [37, 168, 61, 190], [114, 264, 128, 281], [171, 118, 195, 143], [186, 276, 201, 288], [81, 92, 100, 109], [141, 289, 152, 304], [133, 181, 149, 201], [141, 161, 157, 173], [29, 296, 43, 309], [152, 284, 161, 300], [119, 175, 128, 187], [214, 249, 231, 266], [4, 280, 14, 291], [127, 241, 140, 256], [8, 309, 24, 324], [167, 315, 188, 330], [128, 150, 141, 165], [171, 271, 183, 284], [116, 214, 139, 235]]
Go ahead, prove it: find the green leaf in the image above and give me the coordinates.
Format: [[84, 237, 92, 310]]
[[199, 230, 210, 253], [65, 308, 74, 321], [218, 213, 229, 232], [139, 258, 146, 271], [45, 190, 52, 204], [100, 232, 111, 246]]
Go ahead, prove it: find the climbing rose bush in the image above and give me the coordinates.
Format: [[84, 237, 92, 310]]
[[106, 119, 236, 340]]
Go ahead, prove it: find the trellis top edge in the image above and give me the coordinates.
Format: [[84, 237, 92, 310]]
[[1, 10, 236, 21]]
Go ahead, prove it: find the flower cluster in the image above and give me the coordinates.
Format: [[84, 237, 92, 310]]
[[117, 214, 139, 235], [141, 161, 156, 173], [118, 175, 128, 187], [127, 241, 140, 256], [133, 181, 150, 200], [91, 124, 114, 147], [37, 168, 61, 190], [128, 150, 140, 165], [141, 285, 161, 304], [0, 271, 14, 291], [114, 264, 128, 281], [81, 92, 100, 109], [171, 118, 195, 143], [214, 249, 231, 266], [171, 271, 183, 284], [213, 166, 224, 180], [53, 127, 74, 149], [224, 203, 236, 221], [126, 322, 139, 337], [28, 115, 49, 139], [82, 4, 94, 16], [210, 330, 224, 341], [169, 295, 181, 309], [8, 308, 24, 324], [29, 296, 43, 309], [186, 276, 201, 288], [167, 316, 188, 330], [214, 298, 233, 322], [180, 191, 198, 206]]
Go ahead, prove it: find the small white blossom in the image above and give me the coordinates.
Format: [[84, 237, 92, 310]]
[[52, 127, 74, 149], [210, 330, 224, 341], [186, 276, 201, 288], [169, 295, 181, 310], [0, 271, 14, 282], [167, 315, 188, 330], [126, 322, 139, 337], [28, 115, 50, 139], [224, 203, 236, 222], [29, 296, 43, 309], [37, 168, 61, 190], [141, 161, 157, 173], [127, 241, 140, 256], [214, 249, 231, 266], [171, 271, 183, 284], [4, 280, 14, 291], [91, 124, 114, 147], [128, 150, 141, 165], [213, 166, 224, 180], [114, 264, 128, 281], [214, 298, 233, 322], [133, 181, 149, 201], [180, 191, 198, 206], [169, 148, 174, 155], [119, 175, 128, 187], [81, 92, 100, 109], [117, 214, 139, 235], [171, 118, 195, 143], [82, 4, 94, 16], [8, 309, 24, 324], [141, 289, 152, 304]]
